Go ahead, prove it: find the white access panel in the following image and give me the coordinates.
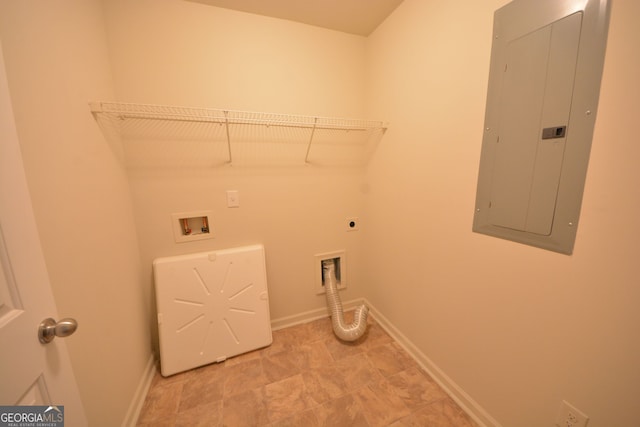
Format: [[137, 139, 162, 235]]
[[153, 244, 272, 376]]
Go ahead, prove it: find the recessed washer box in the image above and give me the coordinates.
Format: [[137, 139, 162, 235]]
[[171, 211, 213, 243]]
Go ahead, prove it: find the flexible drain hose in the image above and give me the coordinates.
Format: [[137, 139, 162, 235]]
[[322, 259, 369, 341]]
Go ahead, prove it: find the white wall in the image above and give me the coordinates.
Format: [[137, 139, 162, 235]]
[[365, 1, 640, 426], [101, 0, 371, 341], [0, 1, 151, 426], [103, 0, 366, 117]]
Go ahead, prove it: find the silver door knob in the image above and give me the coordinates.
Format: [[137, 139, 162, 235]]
[[38, 318, 78, 344]]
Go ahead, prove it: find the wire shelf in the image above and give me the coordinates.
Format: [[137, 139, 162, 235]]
[[90, 102, 387, 168]]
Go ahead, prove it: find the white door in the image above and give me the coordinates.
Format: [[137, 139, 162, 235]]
[[0, 43, 87, 425]]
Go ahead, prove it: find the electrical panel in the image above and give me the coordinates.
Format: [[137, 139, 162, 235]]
[[473, 0, 610, 254]]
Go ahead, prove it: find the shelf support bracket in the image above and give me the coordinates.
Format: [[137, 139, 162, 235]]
[[223, 110, 232, 164], [304, 117, 318, 164]]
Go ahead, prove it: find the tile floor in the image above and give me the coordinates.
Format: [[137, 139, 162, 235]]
[[136, 314, 478, 427]]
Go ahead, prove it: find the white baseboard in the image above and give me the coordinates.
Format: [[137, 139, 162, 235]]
[[269, 298, 366, 331], [121, 354, 156, 427], [363, 299, 502, 427]]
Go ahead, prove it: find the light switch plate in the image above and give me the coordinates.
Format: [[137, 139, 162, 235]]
[[226, 190, 239, 208]]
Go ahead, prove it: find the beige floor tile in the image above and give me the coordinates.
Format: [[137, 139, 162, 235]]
[[355, 380, 412, 427], [313, 393, 370, 427], [303, 317, 336, 343], [301, 365, 348, 405], [267, 408, 320, 427], [177, 361, 227, 412], [149, 365, 191, 387], [136, 381, 183, 425], [222, 387, 269, 427], [262, 349, 301, 383], [224, 345, 265, 366], [264, 374, 316, 423], [335, 352, 383, 391], [138, 313, 478, 427], [365, 341, 417, 377], [383, 367, 449, 410], [274, 322, 311, 346], [389, 397, 479, 427], [136, 417, 177, 427], [269, 409, 320, 427], [223, 358, 268, 396], [324, 335, 365, 360], [175, 400, 223, 427], [290, 340, 334, 370]]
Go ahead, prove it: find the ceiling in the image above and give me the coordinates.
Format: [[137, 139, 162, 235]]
[[184, 0, 404, 36]]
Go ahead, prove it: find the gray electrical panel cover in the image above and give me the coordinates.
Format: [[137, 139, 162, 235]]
[[473, 0, 610, 254]]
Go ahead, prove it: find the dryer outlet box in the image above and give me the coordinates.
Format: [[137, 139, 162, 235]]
[[314, 250, 347, 294]]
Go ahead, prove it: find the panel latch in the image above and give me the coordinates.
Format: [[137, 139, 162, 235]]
[[541, 125, 566, 139]]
